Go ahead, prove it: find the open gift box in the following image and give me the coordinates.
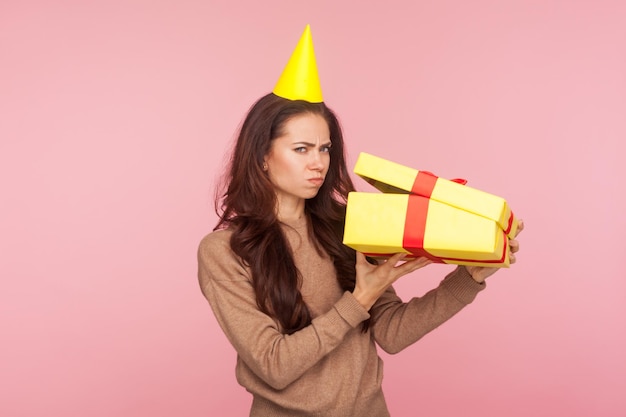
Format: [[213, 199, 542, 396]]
[[343, 192, 511, 267], [353, 152, 518, 239]]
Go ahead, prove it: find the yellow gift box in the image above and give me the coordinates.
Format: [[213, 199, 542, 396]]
[[343, 192, 510, 267], [354, 152, 518, 239]]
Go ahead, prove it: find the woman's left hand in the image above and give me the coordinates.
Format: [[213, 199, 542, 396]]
[[465, 219, 524, 283]]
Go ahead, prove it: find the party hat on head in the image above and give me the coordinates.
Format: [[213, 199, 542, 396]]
[[273, 25, 323, 103]]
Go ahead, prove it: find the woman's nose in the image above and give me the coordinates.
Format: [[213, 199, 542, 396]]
[[309, 151, 324, 170]]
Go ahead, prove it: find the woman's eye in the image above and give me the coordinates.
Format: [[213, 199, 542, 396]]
[[321, 146, 332, 153], [294, 147, 306, 153]]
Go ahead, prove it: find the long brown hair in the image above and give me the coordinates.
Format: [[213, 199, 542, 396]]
[[214, 93, 361, 334]]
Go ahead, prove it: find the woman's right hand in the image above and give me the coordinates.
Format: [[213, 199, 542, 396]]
[[352, 252, 432, 311]]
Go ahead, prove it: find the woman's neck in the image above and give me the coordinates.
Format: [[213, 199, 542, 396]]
[[276, 196, 306, 223]]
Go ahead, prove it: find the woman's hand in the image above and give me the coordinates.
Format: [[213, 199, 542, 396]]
[[466, 219, 524, 283], [352, 252, 432, 311]]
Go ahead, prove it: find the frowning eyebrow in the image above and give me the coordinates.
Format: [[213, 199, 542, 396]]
[[292, 141, 332, 147]]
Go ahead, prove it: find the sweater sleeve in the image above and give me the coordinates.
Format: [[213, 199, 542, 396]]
[[369, 266, 485, 354], [197, 231, 370, 390]]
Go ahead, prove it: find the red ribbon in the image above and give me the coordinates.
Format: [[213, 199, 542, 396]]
[[401, 171, 508, 264], [504, 211, 515, 236], [403, 171, 444, 262], [412, 170, 514, 237], [409, 171, 438, 197], [410, 170, 467, 196], [402, 194, 442, 262]]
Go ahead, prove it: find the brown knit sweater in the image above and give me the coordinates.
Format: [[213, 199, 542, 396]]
[[197, 217, 485, 416]]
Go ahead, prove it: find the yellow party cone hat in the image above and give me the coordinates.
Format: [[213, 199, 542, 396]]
[[273, 25, 323, 103]]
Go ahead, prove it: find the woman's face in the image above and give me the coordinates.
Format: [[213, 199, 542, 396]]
[[264, 112, 331, 209]]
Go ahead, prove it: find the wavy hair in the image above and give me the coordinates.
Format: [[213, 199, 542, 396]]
[[214, 93, 363, 334]]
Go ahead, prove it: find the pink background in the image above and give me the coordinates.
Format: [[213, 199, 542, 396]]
[[2, 1, 625, 416]]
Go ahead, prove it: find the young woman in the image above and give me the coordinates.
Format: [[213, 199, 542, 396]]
[[197, 92, 522, 416]]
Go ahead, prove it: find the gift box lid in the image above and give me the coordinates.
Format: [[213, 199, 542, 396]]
[[353, 152, 518, 238]]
